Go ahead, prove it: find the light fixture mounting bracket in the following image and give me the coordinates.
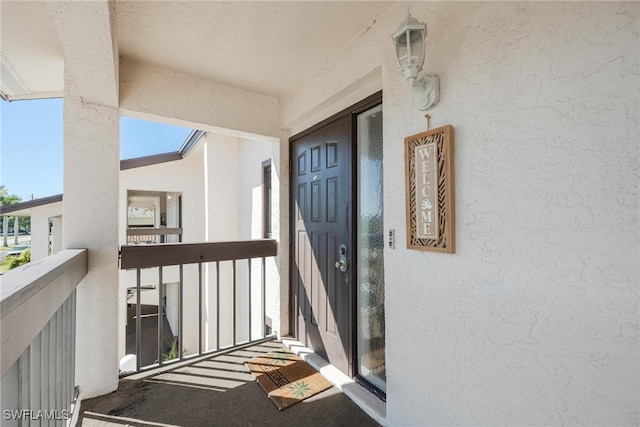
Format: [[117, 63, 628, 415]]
[[410, 74, 440, 111]]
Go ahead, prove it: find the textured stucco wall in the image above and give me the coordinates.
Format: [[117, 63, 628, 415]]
[[28, 202, 62, 261], [120, 59, 280, 139], [51, 0, 120, 400], [203, 134, 283, 343], [118, 142, 206, 358], [283, 2, 639, 425], [63, 95, 120, 400], [238, 138, 272, 240]]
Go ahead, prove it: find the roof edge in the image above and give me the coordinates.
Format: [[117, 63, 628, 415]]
[[0, 194, 63, 215], [179, 129, 204, 157], [120, 152, 183, 170]]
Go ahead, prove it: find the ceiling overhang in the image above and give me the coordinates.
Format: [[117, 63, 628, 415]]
[[1, 1, 393, 102]]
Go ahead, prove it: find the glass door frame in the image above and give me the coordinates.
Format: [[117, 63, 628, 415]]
[[350, 92, 386, 400]]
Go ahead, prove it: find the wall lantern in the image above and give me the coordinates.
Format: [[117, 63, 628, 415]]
[[392, 10, 440, 111]]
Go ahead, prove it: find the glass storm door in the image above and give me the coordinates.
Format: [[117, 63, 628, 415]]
[[356, 103, 385, 393]]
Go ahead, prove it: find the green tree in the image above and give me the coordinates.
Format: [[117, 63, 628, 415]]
[[0, 186, 20, 206], [19, 216, 31, 232], [0, 186, 21, 247]]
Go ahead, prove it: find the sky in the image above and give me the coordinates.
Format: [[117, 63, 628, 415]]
[[1, 98, 192, 202]]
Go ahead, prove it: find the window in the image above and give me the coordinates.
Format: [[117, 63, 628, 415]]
[[262, 160, 272, 238]]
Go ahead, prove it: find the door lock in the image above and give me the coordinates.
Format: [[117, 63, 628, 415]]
[[334, 244, 348, 273]]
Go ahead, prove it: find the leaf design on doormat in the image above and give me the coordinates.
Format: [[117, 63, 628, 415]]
[[288, 381, 311, 398], [267, 350, 295, 364]]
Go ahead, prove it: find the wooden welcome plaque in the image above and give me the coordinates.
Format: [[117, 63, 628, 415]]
[[404, 124, 455, 253]]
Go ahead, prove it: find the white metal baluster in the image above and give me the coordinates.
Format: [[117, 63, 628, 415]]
[[248, 259, 252, 342], [62, 297, 68, 419], [179, 265, 184, 361], [198, 259, 203, 355], [262, 257, 266, 338], [70, 290, 77, 407], [232, 260, 237, 346], [135, 269, 142, 372], [48, 311, 56, 425], [18, 348, 29, 427], [56, 306, 63, 425], [215, 261, 220, 351], [30, 331, 42, 422], [158, 266, 164, 367], [41, 322, 50, 422]]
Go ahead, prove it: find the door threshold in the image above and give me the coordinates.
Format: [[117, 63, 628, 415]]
[[281, 338, 386, 426]]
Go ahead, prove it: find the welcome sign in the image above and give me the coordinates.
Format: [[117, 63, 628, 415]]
[[404, 124, 455, 253], [415, 141, 439, 240]]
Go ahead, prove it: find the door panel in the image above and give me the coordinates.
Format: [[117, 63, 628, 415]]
[[291, 115, 351, 375]]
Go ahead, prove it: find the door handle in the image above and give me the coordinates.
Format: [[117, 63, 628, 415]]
[[334, 244, 348, 273]]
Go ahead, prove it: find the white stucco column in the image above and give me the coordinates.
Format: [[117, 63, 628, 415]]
[[273, 131, 289, 337], [63, 95, 119, 399], [3, 216, 8, 247], [13, 216, 18, 245], [30, 211, 49, 261], [48, 0, 120, 400], [51, 216, 63, 254], [165, 192, 180, 243]]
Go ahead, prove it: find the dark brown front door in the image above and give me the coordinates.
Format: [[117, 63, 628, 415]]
[[291, 114, 352, 375]]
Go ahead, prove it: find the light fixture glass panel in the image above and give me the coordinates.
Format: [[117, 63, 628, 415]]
[[411, 34, 425, 66], [395, 28, 425, 79], [396, 40, 409, 69]]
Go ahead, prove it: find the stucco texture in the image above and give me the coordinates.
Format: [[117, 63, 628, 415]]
[[284, 2, 639, 425], [386, 3, 638, 425]]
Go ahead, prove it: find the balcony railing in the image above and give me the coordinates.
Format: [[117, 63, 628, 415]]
[[126, 227, 183, 244], [119, 239, 277, 373], [1, 249, 88, 426]]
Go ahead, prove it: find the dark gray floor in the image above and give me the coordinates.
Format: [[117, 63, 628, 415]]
[[126, 304, 176, 367], [79, 340, 380, 427]]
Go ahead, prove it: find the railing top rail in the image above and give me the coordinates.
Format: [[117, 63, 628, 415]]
[[1, 249, 87, 317], [126, 227, 183, 236], [1, 249, 88, 377], [120, 239, 277, 269]]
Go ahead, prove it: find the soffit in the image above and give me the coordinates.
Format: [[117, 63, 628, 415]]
[[116, 1, 394, 98], [0, 1, 394, 101], [0, 1, 64, 99]]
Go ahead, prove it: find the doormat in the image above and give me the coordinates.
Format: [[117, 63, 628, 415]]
[[244, 347, 332, 410]]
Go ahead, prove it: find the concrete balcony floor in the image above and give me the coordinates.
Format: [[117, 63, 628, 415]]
[[78, 340, 380, 427]]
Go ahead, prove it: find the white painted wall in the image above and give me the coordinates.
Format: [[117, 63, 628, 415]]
[[238, 138, 273, 338], [202, 134, 275, 347], [238, 138, 272, 240], [118, 142, 206, 358], [29, 211, 49, 261], [282, 2, 639, 425], [204, 134, 242, 241], [203, 133, 240, 348], [28, 202, 62, 261], [119, 59, 280, 140], [50, 216, 62, 254]]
